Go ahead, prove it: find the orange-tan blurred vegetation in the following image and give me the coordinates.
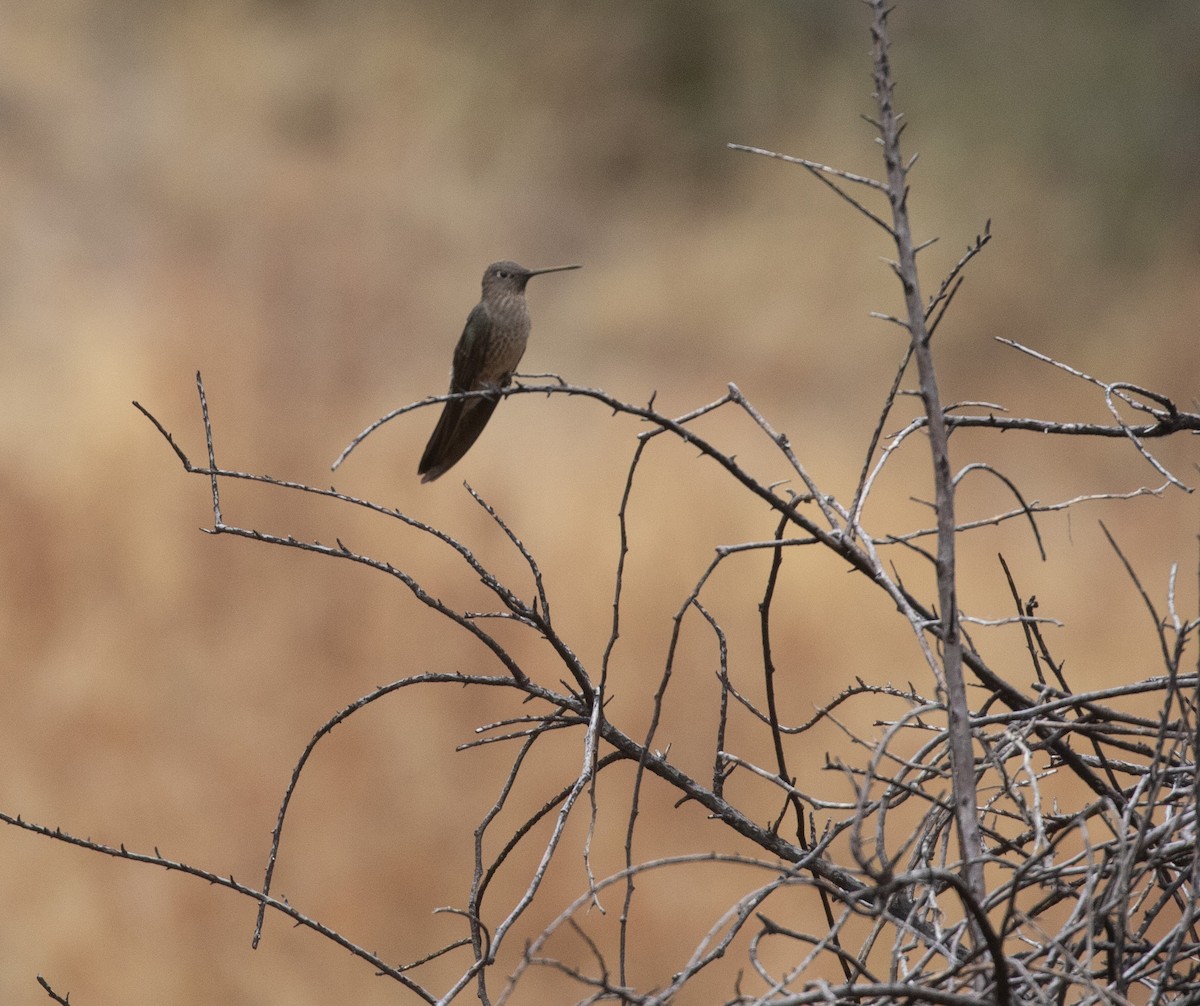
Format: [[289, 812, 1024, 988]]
[[1, 1, 1198, 1003]]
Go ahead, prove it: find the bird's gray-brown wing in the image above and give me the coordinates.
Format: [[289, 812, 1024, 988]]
[[417, 304, 499, 482]]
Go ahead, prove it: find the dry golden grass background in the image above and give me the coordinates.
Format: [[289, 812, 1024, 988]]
[[1, 2, 1198, 1003]]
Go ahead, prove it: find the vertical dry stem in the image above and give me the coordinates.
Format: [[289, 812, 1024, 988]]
[[868, 1, 984, 902]]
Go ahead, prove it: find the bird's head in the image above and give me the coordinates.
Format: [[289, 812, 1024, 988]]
[[481, 260, 581, 297]]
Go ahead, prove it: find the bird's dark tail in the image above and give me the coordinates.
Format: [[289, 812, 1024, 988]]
[[417, 395, 501, 483]]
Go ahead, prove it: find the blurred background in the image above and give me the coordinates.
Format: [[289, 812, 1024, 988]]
[[1, 1, 1197, 1002]]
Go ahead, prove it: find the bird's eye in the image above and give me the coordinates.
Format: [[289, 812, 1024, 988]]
[[498, 271, 509, 278]]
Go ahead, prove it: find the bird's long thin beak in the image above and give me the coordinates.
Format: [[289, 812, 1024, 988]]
[[526, 264, 582, 276]]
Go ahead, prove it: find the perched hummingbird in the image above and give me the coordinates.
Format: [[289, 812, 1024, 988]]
[[417, 260, 581, 483]]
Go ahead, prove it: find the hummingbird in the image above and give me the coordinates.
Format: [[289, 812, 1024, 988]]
[[417, 260, 581, 483]]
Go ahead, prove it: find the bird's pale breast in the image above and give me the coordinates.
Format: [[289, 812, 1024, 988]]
[[477, 295, 531, 387]]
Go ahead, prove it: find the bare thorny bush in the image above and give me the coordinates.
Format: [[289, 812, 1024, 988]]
[[11, 4, 1200, 1005]]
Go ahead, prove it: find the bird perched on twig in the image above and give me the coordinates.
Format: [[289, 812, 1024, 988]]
[[418, 260, 581, 483]]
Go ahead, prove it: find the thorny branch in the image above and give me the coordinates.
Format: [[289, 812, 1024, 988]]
[[864, 0, 983, 912]]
